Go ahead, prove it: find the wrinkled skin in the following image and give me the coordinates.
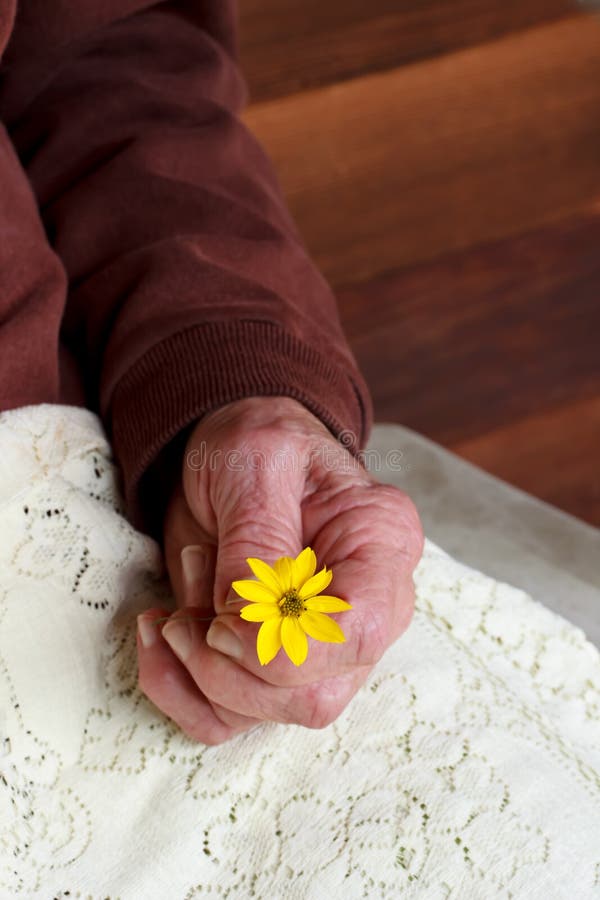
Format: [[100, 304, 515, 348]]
[[137, 396, 424, 745]]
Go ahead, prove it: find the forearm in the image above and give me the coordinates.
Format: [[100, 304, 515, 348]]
[[0, 1, 371, 534], [0, 125, 65, 410]]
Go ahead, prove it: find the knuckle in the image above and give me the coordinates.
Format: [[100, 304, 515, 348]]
[[378, 485, 424, 566], [397, 580, 416, 635], [223, 514, 298, 558], [221, 423, 298, 477], [403, 499, 425, 563], [355, 603, 389, 667], [292, 684, 340, 730]]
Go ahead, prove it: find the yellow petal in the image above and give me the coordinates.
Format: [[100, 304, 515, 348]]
[[298, 567, 333, 600], [246, 558, 283, 597], [281, 616, 308, 666], [292, 547, 317, 590], [240, 603, 281, 623], [274, 556, 294, 593], [257, 617, 283, 665], [304, 595, 352, 613], [232, 580, 280, 604], [300, 611, 346, 644]]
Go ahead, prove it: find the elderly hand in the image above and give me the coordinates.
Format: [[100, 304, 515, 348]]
[[136, 396, 423, 745]]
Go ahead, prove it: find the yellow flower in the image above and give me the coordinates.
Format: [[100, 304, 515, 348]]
[[231, 547, 352, 667]]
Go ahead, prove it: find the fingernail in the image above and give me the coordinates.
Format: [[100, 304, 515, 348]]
[[137, 614, 157, 650], [206, 621, 243, 660], [224, 589, 244, 607], [162, 620, 194, 662], [181, 544, 208, 597]]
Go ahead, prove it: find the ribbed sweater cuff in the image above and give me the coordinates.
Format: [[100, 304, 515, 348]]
[[109, 320, 372, 538]]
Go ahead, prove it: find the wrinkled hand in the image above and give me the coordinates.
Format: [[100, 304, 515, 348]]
[[136, 397, 424, 745]]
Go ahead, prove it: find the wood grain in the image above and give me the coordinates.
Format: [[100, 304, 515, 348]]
[[239, 0, 573, 101], [243, 16, 600, 285]]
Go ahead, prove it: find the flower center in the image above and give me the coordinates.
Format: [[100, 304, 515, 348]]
[[279, 589, 305, 617]]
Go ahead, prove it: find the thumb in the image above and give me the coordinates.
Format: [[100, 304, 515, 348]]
[[207, 469, 304, 658]]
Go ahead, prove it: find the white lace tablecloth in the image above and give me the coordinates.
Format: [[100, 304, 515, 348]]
[[0, 405, 599, 899]]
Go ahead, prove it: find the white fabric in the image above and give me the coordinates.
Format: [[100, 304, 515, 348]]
[[0, 404, 598, 899]]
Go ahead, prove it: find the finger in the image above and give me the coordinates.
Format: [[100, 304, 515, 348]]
[[199, 484, 422, 686], [136, 608, 260, 744], [189, 459, 308, 690], [206, 464, 304, 611], [161, 610, 370, 728], [163, 485, 216, 610], [301, 481, 422, 670], [180, 544, 217, 607], [202, 563, 414, 688]]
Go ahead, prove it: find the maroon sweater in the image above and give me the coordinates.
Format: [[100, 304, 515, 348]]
[[0, 1, 372, 536]]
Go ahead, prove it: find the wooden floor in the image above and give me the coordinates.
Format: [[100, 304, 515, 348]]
[[239, 1, 600, 526]]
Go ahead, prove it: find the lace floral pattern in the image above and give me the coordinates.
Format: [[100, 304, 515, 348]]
[[0, 405, 598, 898]]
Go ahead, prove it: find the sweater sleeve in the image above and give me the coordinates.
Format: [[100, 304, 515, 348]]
[[0, 1, 372, 536], [0, 0, 66, 410], [0, 122, 66, 411]]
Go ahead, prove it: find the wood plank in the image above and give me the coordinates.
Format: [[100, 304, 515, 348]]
[[243, 16, 600, 285], [239, 0, 572, 101], [336, 213, 600, 446], [450, 395, 600, 526]]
